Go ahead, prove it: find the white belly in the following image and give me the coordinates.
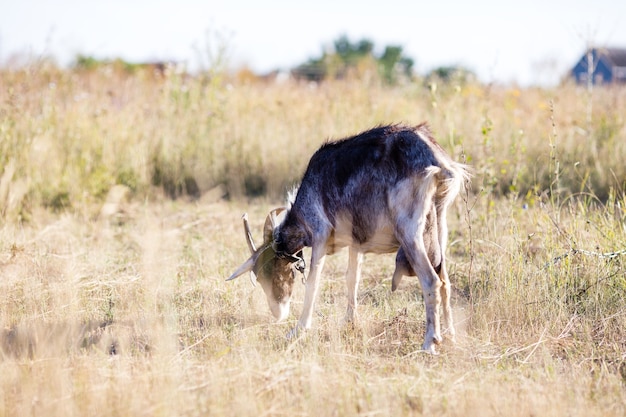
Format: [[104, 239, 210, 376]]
[[326, 214, 400, 255]]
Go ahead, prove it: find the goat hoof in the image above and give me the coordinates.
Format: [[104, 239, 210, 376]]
[[422, 333, 442, 354], [422, 342, 439, 355]]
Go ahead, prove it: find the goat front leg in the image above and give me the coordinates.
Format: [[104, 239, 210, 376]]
[[287, 244, 327, 339], [345, 247, 363, 323]]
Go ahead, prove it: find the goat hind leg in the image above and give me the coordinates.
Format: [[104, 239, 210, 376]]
[[436, 206, 456, 342], [438, 264, 455, 342], [396, 230, 442, 353]]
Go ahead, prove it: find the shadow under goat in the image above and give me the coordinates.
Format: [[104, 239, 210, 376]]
[[228, 123, 470, 354]]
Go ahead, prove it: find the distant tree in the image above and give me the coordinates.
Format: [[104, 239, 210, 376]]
[[379, 45, 414, 84], [72, 54, 142, 74], [293, 35, 414, 84], [73, 54, 102, 71], [293, 58, 327, 82], [334, 35, 373, 65], [426, 65, 476, 84]]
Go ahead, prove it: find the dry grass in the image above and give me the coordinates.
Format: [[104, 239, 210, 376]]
[[1, 199, 625, 416], [0, 63, 625, 416], [2, 63, 625, 211]]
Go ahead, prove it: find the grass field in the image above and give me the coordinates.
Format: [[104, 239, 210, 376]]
[[1, 63, 625, 416]]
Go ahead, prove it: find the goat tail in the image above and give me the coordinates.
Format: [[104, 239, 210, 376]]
[[436, 161, 471, 208]]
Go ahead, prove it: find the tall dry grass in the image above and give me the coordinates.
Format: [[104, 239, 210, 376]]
[[1, 62, 625, 215], [0, 62, 625, 416]]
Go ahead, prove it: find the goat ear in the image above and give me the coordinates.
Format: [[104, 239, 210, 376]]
[[263, 207, 287, 243]]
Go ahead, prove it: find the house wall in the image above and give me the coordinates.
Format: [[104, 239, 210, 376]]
[[571, 51, 614, 85]]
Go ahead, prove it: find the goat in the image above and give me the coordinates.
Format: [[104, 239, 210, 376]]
[[227, 124, 469, 353]]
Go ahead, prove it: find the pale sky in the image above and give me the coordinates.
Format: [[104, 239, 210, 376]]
[[1, 0, 626, 86]]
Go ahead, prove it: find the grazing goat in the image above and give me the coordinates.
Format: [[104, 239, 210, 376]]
[[228, 124, 469, 353]]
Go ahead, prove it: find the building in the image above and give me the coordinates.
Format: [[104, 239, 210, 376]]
[[571, 47, 626, 85]]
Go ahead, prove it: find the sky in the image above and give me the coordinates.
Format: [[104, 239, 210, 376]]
[[1, 0, 626, 86]]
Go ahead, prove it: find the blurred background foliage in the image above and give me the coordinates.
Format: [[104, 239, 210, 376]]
[[0, 34, 624, 222]]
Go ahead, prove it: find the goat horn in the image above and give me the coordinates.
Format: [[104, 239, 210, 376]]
[[226, 256, 255, 281], [242, 213, 257, 253]]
